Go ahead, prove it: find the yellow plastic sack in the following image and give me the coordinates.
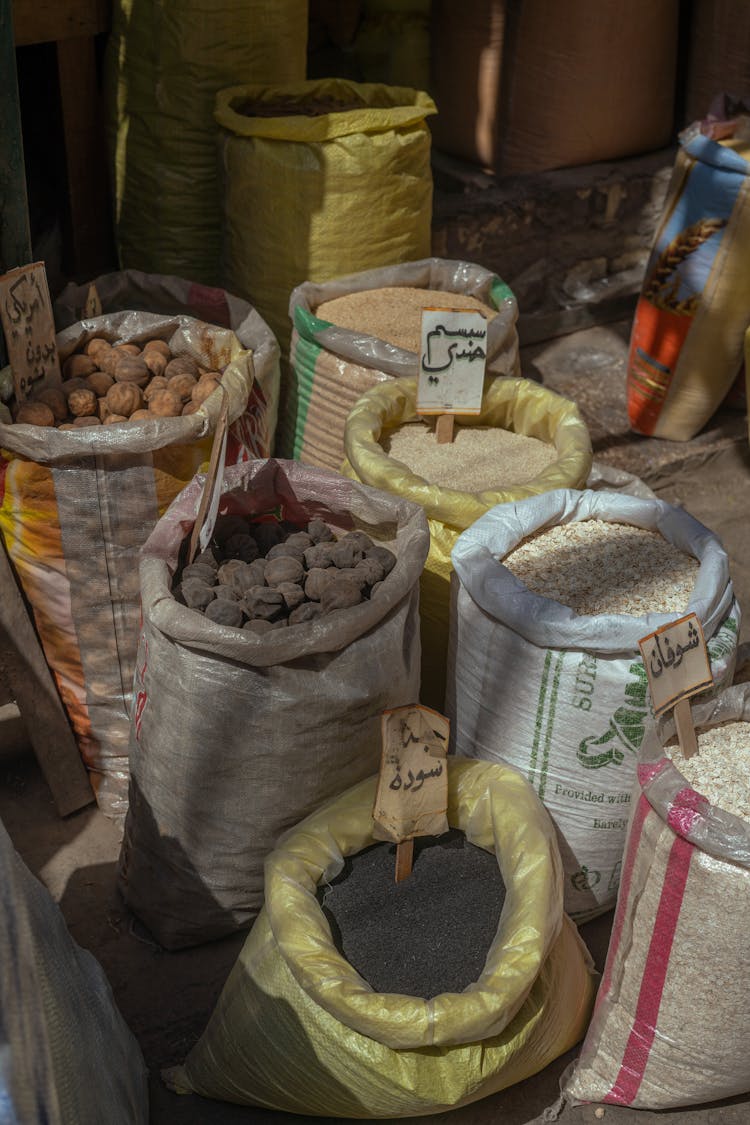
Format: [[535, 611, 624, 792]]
[[166, 759, 595, 1118], [214, 79, 437, 358], [343, 377, 593, 709]]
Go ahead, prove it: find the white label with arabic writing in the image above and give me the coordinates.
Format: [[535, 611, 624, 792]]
[[416, 308, 487, 415], [372, 705, 450, 843], [637, 612, 713, 717], [0, 262, 61, 401]]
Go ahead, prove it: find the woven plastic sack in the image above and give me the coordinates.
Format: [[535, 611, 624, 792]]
[[215, 79, 437, 359], [119, 458, 429, 949], [448, 489, 740, 922], [0, 297, 269, 822], [105, 0, 307, 284], [562, 683, 750, 1111], [164, 759, 596, 1117], [626, 120, 750, 440], [0, 817, 148, 1124], [282, 256, 520, 465], [343, 376, 592, 710]]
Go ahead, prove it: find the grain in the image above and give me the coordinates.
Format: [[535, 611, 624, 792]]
[[381, 421, 556, 490], [668, 720, 750, 819], [315, 287, 497, 352], [503, 519, 698, 616]]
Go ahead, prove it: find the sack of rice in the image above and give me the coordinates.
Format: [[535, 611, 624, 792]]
[[448, 489, 740, 921], [0, 281, 275, 820], [343, 376, 592, 709], [119, 458, 429, 949], [163, 759, 596, 1117], [283, 256, 520, 465], [562, 683, 750, 1111]]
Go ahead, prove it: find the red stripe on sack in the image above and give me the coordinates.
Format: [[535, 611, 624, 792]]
[[605, 833, 693, 1105], [595, 793, 651, 1013]]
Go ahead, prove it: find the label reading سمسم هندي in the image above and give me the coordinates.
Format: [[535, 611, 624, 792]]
[[637, 612, 712, 717], [416, 308, 487, 415]]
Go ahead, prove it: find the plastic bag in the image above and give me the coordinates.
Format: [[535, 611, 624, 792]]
[[564, 683, 750, 1110], [119, 458, 429, 949], [0, 817, 148, 1124], [343, 376, 592, 709], [165, 759, 596, 1117], [448, 488, 740, 920], [214, 78, 437, 358], [283, 256, 520, 465]]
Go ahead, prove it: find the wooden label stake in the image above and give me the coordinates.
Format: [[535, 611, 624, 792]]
[[188, 386, 230, 564], [638, 612, 712, 760], [372, 704, 450, 882], [0, 262, 61, 402]]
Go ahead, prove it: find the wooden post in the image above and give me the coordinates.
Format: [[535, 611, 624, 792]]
[[0, 0, 32, 286], [395, 838, 414, 883], [435, 414, 455, 444], [673, 697, 699, 760]]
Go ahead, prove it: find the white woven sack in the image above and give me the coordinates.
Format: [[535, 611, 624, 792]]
[[447, 489, 740, 921]]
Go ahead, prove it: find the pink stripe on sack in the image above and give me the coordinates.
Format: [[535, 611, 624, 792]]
[[595, 792, 651, 1012], [605, 833, 693, 1105], [667, 787, 709, 838]]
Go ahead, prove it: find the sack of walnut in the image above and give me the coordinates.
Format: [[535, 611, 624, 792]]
[[281, 257, 521, 465], [562, 683, 750, 1111], [343, 376, 592, 710], [119, 458, 429, 949], [448, 489, 740, 922], [0, 292, 274, 822]]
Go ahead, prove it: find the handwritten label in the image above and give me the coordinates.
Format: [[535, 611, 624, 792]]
[[83, 284, 102, 320], [638, 613, 712, 716], [416, 308, 487, 415], [0, 262, 61, 401], [372, 705, 450, 844]]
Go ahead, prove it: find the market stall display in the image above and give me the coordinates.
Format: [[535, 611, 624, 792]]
[[344, 375, 592, 708], [284, 257, 520, 466], [447, 489, 740, 920], [164, 759, 596, 1117], [119, 458, 429, 949]]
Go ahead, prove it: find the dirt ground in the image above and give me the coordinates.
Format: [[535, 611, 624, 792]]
[[2, 322, 750, 1124]]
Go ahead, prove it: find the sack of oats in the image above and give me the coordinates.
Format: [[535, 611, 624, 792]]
[[282, 257, 520, 465], [164, 760, 596, 1117], [626, 120, 750, 440], [448, 489, 740, 921], [0, 279, 277, 821], [562, 683, 750, 1111], [343, 376, 592, 711]]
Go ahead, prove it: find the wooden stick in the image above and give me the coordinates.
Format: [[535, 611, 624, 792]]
[[435, 414, 455, 444], [674, 697, 699, 760], [395, 838, 414, 883], [187, 387, 229, 565]]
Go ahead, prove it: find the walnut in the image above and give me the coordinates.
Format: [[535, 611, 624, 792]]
[[182, 562, 217, 585], [105, 382, 143, 417], [63, 354, 97, 379], [167, 373, 198, 402], [143, 350, 168, 378], [165, 355, 200, 381], [341, 530, 374, 552], [84, 337, 111, 359], [304, 567, 336, 601], [86, 371, 114, 397], [190, 377, 220, 406], [143, 339, 171, 360], [320, 578, 364, 613], [289, 602, 323, 626], [303, 543, 335, 570], [68, 388, 98, 418], [307, 519, 335, 544], [182, 401, 200, 416], [366, 545, 397, 576], [223, 533, 259, 563], [266, 542, 304, 564], [61, 377, 89, 398], [114, 355, 150, 387], [276, 581, 306, 611], [355, 557, 386, 586], [147, 389, 183, 417], [103, 414, 128, 425], [181, 579, 216, 610], [33, 387, 68, 422], [143, 376, 169, 402], [204, 599, 244, 628], [331, 540, 364, 569], [241, 586, 284, 621], [129, 409, 152, 421], [71, 416, 101, 427], [15, 402, 55, 426], [264, 556, 304, 586]]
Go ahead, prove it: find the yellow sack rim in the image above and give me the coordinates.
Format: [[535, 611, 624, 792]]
[[215, 78, 437, 142], [343, 376, 593, 529], [264, 758, 564, 1050]]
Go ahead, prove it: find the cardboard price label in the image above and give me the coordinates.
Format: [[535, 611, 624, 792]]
[[638, 613, 712, 717], [372, 705, 450, 844], [416, 308, 487, 415], [0, 262, 61, 401]]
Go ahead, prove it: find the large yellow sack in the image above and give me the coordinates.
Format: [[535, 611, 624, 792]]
[[343, 377, 593, 708], [165, 759, 596, 1118], [214, 79, 437, 358]]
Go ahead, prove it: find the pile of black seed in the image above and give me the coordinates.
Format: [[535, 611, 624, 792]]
[[318, 829, 507, 997], [173, 513, 396, 632]]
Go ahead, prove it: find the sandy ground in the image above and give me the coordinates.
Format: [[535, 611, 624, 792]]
[[2, 322, 750, 1123]]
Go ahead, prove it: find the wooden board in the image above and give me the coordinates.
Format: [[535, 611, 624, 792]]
[[0, 539, 93, 816], [0, 0, 32, 286], [13, 0, 109, 46]]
